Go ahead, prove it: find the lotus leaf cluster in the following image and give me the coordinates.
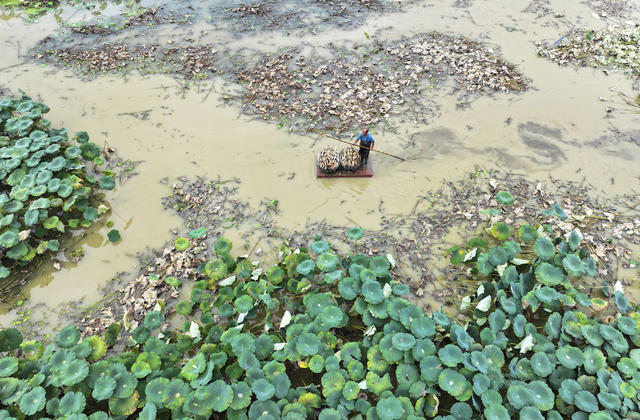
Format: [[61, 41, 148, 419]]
[[0, 223, 638, 419], [0, 96, 116, 278]]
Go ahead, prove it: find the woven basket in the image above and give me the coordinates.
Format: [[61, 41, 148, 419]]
[[340, 146, 361, 171], [317, 146, 341, 173]]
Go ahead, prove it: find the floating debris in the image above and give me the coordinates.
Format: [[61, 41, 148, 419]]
[[538, 25, 640, 77], [35, 44, 156, 74], [236, 33, 527, 133]]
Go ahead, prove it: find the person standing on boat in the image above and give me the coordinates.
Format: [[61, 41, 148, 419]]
[[354, 127, 374, 167]]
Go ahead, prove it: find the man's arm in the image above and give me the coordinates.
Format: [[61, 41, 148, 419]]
[[354, 133, 361, 145]]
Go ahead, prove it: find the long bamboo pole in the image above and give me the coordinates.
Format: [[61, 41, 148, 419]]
[[324, 134, 406, 161]]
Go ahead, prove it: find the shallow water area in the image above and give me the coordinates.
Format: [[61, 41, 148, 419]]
[[0, 0, 639, 330]]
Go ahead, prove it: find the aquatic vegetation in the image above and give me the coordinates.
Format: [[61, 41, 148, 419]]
[[0, 217, 638, 418], [0, 95, 116, 280], [538, 24, 640, 77]]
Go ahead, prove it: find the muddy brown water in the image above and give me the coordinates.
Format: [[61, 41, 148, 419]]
[[0, 0, 639, 329]]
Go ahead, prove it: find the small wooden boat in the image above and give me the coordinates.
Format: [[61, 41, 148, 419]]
[[316, 160, 373, 178]]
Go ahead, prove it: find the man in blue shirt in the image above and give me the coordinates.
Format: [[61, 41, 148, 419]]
[[353, 127, 374, 167]]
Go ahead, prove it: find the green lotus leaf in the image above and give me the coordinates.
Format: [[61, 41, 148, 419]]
[[59, 391, 85, 415], [534, 237, 555, 261], [519, 406, 543, 420], [472, 373, 490, 395], [346, 227, 364, 241], [535, 263, 565, 286], [528, 380, 554, 411], [19, 340, 43, 361], [596, 391, 620, 410], [347, 360, 364, 381], [476, 253, 494, 276], [144, 310, 163, 330], [410, 316, 435, 338], [535, 286, 559, 304], [97, 175, 115, 190], [320, 306, 344, 328], [323, 269, 344, 284], [584, 256, 597, 277], [181, 353, 206, 381], [230, 381, 251, 410], [131, 324, 151, 344], [185, 227, 206, 240], [438, 368, 468, 398], [437, 344, 463, 367], [203, 259, 227, 281], [310, 240, 330, 254], [583, 347, 607, 374], [173, 237, 189, 251], [130, 360, 151, 378], [321, 371, 345, 397], [266, 266, 285, 284], [317, 252, 339, 272], [0, 230, 19, 248], [138, 402, 157, 420], [619, 381, 635, 398], [376, 396, 403, 419], [581, 324, 604, 346], [92, 376, 117, 400], [56, 325, 80, 348], [484, 404, 509, 420], [470, 351, 489, 373], [48, 156, 67, 171], [556, 345, 584, 369], [296, 259, 315, 275], [80, 142, 100, 160], [495, 190, 515, 205], [530, 353, 554, 377], [23, 209, 39, 226], [144, 377, 169, 406], [18, 386, 45, 416], [389, 332, 415, 352], [488, 246, 509, 266], [112, 371, 137, 398], [108, 391, 139, 416], [342, 380, 359, 400], [212, 237, 232, 256], [308, 354, 324, 373], [563, 254, 585, 277], [338, 276, 360, 300], [0, 358, 18, 377], [481, 390, 503, 408], [589, 298, 608, 312], [57, 184, 73, 198], [574, 390, 598, 413], [518, 224, 538, 243], [369, 255, 390, 276], [234, 295, 254, 314], [231, 334, 256, 356], [6, 243, 27, 260], [297, 332, 321, 356], [42, 216, 60, 229], [600, 324, 628, 353], [490, 222, 511, 240], [362, 280, 384, 304], [378, 335, 403, 363], [544, 312, 561, 339], [617, 316, 637, 335], [559, 379, 581, 404], [60, 359, 89, 386], [251, 378, 275, 401], [507, 383, 533, 409], [200, 379, 232, 412]]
